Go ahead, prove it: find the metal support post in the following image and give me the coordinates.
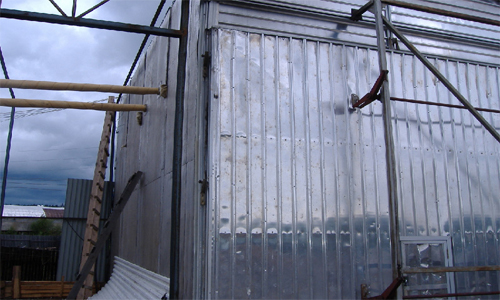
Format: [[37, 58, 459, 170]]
[[373, 0, 402, 293], [170, 0, 190, 299], [381, 16, 500, 143]]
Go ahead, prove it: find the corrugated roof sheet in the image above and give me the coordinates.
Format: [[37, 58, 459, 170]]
[[88, 257, 170, 300], [2, 205, 46, 217], [43, 208, 65, 218]]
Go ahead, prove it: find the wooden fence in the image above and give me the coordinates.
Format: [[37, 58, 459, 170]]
[[1, 266, 102, 299]]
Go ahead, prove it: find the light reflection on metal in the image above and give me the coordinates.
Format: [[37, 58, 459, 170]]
[[88, 257, 170, 300]]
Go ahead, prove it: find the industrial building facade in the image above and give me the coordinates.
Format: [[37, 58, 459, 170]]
[[113, 0, 500, 298]]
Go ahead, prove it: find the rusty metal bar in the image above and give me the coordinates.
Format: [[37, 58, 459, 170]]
[[352, 70, 388, 108], [0, 8, 184, 38], [382, 0, 500, 27], [48, 0, 68, 17], [0, 98, 147, 112], [403, 290, 500, 299], [72, 0, 77, 18], [391, 97, 500, 114], [0, 79, 164, 95], [367, 277, 405, 299], [382, 16, 500, 143], [403, 265, 500, 274], [77, 0, 109, 18], [170, 0, 190, 298], [351, 0, 374, 21]]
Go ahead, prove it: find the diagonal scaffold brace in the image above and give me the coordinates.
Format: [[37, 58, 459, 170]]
[[351, 70, 388, 109]]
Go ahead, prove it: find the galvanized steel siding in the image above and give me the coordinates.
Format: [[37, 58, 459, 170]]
[[208, 27, 500, 298], [208, 29, 393, 299], [114, 1, 205, 298], [214, 0, 500, 64], [389, 54, 500, 294], [56, 179, 113, 282]]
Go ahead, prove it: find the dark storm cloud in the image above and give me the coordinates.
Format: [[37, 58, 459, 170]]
[[0, 0, 172, 205]]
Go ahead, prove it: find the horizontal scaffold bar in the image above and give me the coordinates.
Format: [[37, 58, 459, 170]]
[[0, 79, 164, 95], [0, 8, 184, 38], [0, 98, 147, 112], [403, 265, 500, 274], [382, 0, 500, 27]]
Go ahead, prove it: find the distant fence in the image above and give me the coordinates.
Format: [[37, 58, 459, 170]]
[[1, 234, 60, 248], [1, 247, 59, 281]]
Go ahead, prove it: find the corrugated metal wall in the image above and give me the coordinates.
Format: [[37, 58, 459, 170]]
[[56, 179, 113, 282], [207, 27, 500, 298], [113, 1, 206, 298], [110, 0, 499, 298], [208, 29, 393, 299], [389, 53, 500, 294]]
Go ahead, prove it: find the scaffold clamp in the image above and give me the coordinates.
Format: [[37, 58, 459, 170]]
[[351, 70, 388, 109]]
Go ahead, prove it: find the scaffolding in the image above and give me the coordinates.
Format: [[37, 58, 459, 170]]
[[352, 0, 500, 298], [0, 1, 190, 299]]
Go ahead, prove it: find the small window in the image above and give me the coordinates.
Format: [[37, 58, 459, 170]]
[[400, 236, 455, 299]]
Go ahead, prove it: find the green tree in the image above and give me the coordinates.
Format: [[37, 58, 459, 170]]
[[29, 218, 62, 236]]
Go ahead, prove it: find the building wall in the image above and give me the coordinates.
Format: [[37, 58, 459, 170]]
[[113, 0, 205, 298], [206, 0, 500, 298], [113, 0, 500, 298]]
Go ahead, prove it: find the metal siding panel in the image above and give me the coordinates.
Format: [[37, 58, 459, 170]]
[[57, 179, 113, 282], [390, 53, 500, 294], [89, 257, 170, 300], [215, 0, 500, 64], [209, 29, 393, 299]]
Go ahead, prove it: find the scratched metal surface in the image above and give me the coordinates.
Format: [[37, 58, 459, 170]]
[[207, 29, 393, 299], [110, 0, 500, 298], [207, 27, 499, 298], [388, 52, 500, 295]]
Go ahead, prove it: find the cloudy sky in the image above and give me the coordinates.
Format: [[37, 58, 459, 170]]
[[0, 0, 172, 206]]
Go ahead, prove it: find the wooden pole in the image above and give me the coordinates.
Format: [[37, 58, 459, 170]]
[[0, 79, 161, 95], [0, 98, 147, 112], [60, 276, 65, 298], [12, 266, 21, 299]]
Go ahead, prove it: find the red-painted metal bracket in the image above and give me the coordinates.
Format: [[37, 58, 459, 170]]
[[352, 70, 389, 109]]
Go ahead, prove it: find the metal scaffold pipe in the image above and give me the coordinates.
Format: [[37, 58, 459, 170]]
[[0, 98, 147, 112], [0, 79, 165, 96]]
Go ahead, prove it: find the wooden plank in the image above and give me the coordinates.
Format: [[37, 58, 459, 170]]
[[60, 276, 65, 298], [0, 79, 161, 95], [12, 266, 20, 299], [78, 96, 116, 299], [0, 98, 147, 111]]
